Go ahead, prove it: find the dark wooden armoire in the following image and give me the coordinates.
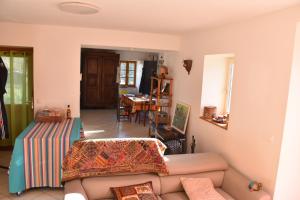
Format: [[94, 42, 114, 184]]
[[81, 49, 120, 109]]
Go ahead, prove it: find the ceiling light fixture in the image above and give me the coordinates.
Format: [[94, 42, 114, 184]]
[[58, 2, 99, 15]]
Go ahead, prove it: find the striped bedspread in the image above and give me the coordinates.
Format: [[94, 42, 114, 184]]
[[23, 118, 76, 189]]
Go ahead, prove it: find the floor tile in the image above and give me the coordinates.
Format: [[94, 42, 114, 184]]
[[0, 151, 11, 168], [0, 181, 9, 194], [6, 190, 43, 200], [44, 188, 64, 200], [0, 195, 10, 200], [0, 171, 8, 185], [31, 192, 58, 200]]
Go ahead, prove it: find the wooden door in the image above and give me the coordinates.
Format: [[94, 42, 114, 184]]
[[100, 55, 118, 107], [83, 55, 100, 107], [81, 51, 119, 109]]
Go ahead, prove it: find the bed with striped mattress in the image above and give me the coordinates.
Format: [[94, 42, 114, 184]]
[[9, 118, 82, 194]]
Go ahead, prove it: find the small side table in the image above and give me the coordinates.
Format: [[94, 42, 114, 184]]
[[156, 127, 187, 154]]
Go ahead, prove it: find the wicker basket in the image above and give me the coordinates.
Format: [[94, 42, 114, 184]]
[[35, 108, 65, 122], [165, 139, 184, 154], [203, 106, 217, 119]]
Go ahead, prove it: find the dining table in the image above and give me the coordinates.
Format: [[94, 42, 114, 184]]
[[121, 94, 157, 112]]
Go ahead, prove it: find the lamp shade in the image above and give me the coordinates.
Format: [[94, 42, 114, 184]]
[[159, 66, 168, 76]]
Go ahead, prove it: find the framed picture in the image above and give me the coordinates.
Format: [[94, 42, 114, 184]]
[[171, 102, 191, 134]]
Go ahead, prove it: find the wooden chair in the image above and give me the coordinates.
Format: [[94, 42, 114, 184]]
[[118, 96, 133, 122], [135, 101, 148, 126], [135, 100, 157, 126]]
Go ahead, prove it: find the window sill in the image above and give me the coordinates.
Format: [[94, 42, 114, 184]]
[[200, 116, 228, 130]]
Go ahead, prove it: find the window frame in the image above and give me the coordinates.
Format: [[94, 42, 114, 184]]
[[119, 61, 137, 87], [225, 59, 235, 114]]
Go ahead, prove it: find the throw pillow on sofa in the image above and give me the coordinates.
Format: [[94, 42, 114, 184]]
[[180, 177, 225, 200], [111, 181, 158, 200]]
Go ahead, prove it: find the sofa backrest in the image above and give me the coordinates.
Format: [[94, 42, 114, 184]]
[[79, 153, 229, 200], [81, 173, 161, 200], [162, 152, 229, 176], [159, 153, 228, 194]]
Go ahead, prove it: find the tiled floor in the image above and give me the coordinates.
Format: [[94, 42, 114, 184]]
[[81, 109, 148, 139], [0, 109, 149, 199], [0, 167, 64, 200]]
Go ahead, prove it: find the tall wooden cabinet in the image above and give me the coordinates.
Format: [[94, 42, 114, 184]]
[[81, 50, 120, 109]]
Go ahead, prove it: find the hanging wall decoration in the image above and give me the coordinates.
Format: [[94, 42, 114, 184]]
[[183, 59, 193, 74]]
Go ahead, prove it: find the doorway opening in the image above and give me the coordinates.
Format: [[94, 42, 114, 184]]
[[80, 48, 159, 139], [0, 47, 34, 149]]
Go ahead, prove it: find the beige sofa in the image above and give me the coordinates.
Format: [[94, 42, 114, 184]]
[[64, 153, 271, 200]]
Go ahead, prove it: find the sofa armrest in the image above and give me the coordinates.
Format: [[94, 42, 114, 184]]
[[222, 167, 272, 200], [64, 179, 88, 200]]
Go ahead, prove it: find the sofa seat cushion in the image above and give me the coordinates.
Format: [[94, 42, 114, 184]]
[[160, 190, 234, 200], [162, 153, 228, 176], [216, 188, 235, 200], [161, 192, 189, 200]]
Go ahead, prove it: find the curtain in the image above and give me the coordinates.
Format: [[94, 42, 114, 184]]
[[139, 61, 157, 95], [0, 50, 33, 146]]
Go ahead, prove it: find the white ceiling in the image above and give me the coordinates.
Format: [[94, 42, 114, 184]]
[[0, 0, 299, 34]]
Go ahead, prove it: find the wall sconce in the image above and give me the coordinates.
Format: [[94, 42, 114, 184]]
[[183, 60, 193, 74]]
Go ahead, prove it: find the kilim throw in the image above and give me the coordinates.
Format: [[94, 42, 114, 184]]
[[62, 138, 169, 182], [23, 119, 76, 189]]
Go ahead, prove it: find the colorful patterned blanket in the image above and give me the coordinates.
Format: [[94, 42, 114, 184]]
[[23, 118, 77, 189], [62, 138, 169, 182]]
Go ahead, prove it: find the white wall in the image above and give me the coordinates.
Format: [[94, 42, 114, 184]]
[[273, 22, 300, 200], [169, 6, 300, 194], [0, 22, 180, 116]]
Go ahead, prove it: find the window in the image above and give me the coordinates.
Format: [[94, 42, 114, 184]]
[[200, 54, 235, 129], [120, 61, 137, 87]]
